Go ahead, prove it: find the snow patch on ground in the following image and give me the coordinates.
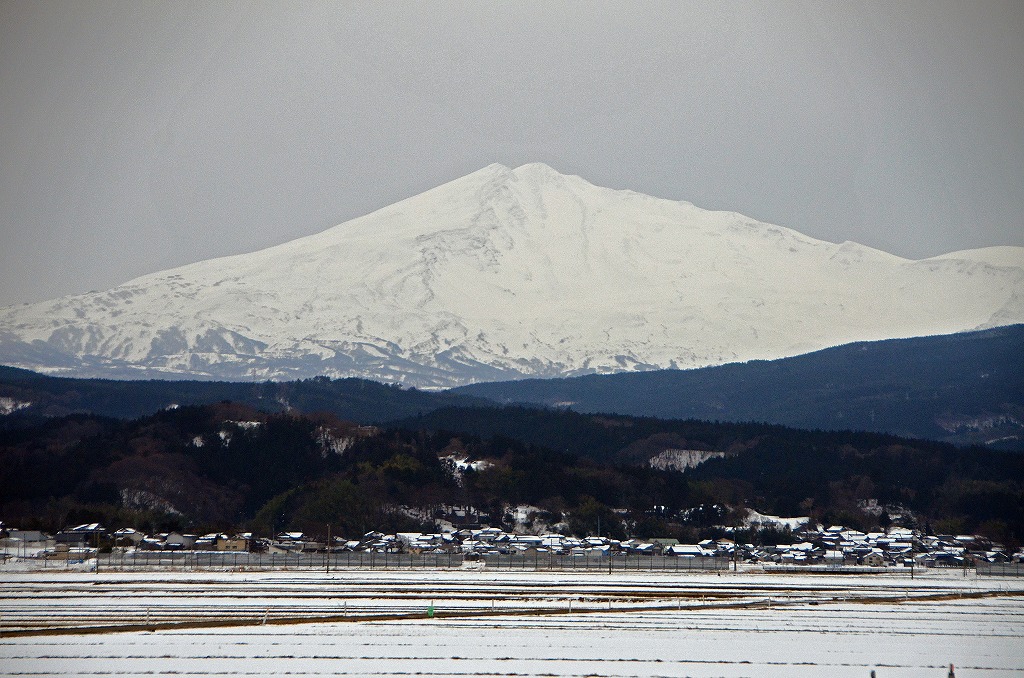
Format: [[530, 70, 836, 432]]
[[316, 427, 354, 457], [0, 570, 1019, 677], [119, 489, 182, 515], [649, 448, 726, 471], [0, 397, 30, 415], [743, 509, 810, 530]]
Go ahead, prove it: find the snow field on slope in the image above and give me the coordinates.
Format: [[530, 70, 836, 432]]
[[1, 569, 1021, 677], [2, 163, 1023, 385]]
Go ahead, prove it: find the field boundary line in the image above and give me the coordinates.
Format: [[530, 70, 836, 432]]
[[2, 589, 1021, 639]]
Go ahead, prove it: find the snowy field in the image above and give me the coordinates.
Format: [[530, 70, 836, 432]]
[[1, 568, 1022, 677]]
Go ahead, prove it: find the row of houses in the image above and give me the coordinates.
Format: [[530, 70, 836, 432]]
[[715, 525, 1019, 567], [0, 524, 252, 556], [2, 522, 1020, 567]]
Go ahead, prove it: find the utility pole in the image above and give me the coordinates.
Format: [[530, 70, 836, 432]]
[[326, 524, 331, 575]]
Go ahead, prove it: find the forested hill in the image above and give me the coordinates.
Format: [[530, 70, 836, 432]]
[[5, 326, 1021, 449], [0, 367, 485, 424], [452, 325, 1024, 450], [3, 402, 1022, 546]]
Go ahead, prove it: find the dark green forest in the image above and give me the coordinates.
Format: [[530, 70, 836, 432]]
[[0, 366, 484, 424], [3, 401, 1021, 547], [453, 324, 1024, 449], [4, 326, 1022, 450]]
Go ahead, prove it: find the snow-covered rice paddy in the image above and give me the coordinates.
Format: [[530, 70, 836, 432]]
[[2, 569, 1022, 677]]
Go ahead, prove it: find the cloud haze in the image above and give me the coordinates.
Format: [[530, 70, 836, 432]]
[[1, 1, 1021, 306]]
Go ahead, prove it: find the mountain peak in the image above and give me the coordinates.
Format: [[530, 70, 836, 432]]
[[512, 161, 562, 177], [457, 162, 575, 189], [1, 167, 1022, 387], [511, 162, 593, 189]]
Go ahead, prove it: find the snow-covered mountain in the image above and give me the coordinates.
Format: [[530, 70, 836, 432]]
[[2, 162, 1023, 387]]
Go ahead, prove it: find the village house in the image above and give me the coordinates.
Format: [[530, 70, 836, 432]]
[[667, 544, 714, 557], [193, 533, 249, 551], [12, 508, 1012, 571], [648, 537, 679, 554], [217, 535, 249, 551], [861, 549, 886, 567], [55, 523, 106, 547], [0, 528, 52, 557], [163, 532, 197, 550], [112, 528, 145, 547]]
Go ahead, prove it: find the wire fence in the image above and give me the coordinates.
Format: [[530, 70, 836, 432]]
[[35, 551, 731, 573], [976, 562, 1024, 577]]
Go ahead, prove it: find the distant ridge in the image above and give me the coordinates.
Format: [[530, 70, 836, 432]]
[[452, 326, 1024, 449], [2, 327, 1021, 449], [1, 163, 1022, 387], [0, 367, 486, 425]]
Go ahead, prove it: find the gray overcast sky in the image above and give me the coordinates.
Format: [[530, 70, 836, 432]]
[[1, 1, 1022, 307]]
